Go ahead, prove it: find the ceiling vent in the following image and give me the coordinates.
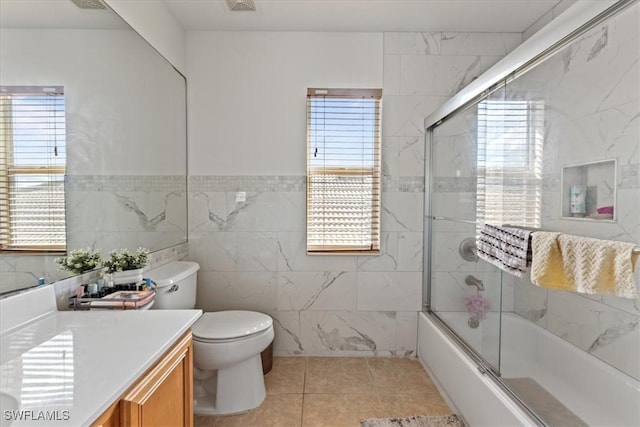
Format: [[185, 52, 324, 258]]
[[70, 0, 106, 9], [225, 0, 256, 12]]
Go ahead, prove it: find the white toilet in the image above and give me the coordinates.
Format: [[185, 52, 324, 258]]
[[147, 261, 274, 415]]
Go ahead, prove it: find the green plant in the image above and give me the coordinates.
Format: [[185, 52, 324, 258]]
[[104, 247, 149, 273], [56, 248, 103, 274]]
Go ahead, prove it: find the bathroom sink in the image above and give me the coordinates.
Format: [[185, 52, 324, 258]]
[[0, 392, 19, 426]]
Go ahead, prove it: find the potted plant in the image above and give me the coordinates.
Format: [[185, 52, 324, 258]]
[[104, 247, 149, 284], [56, 248, 103, 275]]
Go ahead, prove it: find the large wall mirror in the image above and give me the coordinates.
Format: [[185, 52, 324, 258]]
[[0, 0, 188, 293]]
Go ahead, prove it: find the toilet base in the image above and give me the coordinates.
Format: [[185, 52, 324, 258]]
[[193, 354, 266, 415]]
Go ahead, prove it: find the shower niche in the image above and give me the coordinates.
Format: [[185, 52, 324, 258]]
[[560, 159, 617, 221]]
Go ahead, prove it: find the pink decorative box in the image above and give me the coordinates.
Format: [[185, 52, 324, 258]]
[[596, 206, 614, 215]]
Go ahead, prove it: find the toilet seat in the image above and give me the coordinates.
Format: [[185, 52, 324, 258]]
[[192, 310, 273, 342]]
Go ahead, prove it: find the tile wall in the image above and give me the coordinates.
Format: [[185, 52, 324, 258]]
[[510, 3, 640, 381], [429, 2, 639, 380], [187, 31, 522, 356], [66, 175, 188, 254]]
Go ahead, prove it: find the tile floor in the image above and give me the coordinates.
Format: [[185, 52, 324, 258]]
[[194, 356, 454, 427]]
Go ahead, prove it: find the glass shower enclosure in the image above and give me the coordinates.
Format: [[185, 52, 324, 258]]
[[423, 1, 639, 425]]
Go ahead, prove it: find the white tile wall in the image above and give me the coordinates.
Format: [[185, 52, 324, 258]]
[[429, 2, 639, 380], [511, 5, 639, 380], [186, 30, 521, 356]]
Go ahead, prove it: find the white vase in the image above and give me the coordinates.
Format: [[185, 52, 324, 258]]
[[111, 268, 144, 285]]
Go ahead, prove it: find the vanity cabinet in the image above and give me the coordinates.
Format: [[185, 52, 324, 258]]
[[92, 330, 193, 427]]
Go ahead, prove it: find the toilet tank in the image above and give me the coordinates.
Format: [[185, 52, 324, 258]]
[[147, 261, 200, 309]]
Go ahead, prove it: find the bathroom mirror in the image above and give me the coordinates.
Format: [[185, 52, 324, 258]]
[[0, 0, 188, 293]]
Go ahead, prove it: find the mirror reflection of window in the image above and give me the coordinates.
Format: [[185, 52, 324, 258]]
[[0, 86, 67, 252], [476, 99, 544, 230]]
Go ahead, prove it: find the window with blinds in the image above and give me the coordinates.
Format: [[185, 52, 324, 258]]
[[306, 88, 381, 254], [476, 99, 544, 231], [0, 86, 67, 252]]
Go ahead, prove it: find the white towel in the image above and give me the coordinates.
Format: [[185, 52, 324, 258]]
[[477, 224, 533, 277]]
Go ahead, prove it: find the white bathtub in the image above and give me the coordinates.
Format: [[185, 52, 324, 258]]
[[418, 311, 640, 427]]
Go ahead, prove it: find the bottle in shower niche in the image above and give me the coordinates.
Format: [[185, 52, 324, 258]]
[[570, 185, 587, 217]]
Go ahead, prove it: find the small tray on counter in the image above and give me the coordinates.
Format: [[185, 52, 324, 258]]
[[69, 289, 155, 310]]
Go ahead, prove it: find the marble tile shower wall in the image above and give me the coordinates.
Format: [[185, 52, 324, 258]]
[[510, 5, 640, 381], [188, 32, 522, 356], [432, 4, 639, 380], [389, 32, 521, 319], [429, 104, 516, 318]]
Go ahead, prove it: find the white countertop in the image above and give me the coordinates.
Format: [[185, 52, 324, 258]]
[[0, 307, 202, 426]]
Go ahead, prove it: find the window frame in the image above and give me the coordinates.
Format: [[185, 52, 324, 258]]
[[306, 88, 382, 255]]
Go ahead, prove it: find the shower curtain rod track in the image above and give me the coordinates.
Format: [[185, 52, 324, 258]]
[[423, 0, 636, 130]]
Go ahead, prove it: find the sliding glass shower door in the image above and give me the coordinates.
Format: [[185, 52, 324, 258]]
[[427, 75, 546, 373], [424, 1, 639, 425], [427, 92, 506, 373]]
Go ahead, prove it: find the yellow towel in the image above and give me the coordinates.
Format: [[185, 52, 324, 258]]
[[531, 232, 639, 299]]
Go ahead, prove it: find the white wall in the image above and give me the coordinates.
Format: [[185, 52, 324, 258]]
[[187, 32, 382, 175], [104, 0, 186, 73]]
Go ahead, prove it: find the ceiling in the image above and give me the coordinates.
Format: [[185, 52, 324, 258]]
[[163, 0, 566, 33], [0, 0, 127, 29], [0, 0, 567, 33]]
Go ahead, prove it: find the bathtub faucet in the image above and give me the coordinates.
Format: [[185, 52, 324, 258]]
[[465, 275, 485, 291]]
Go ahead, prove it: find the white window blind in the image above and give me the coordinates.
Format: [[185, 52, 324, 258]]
[[306, 88, 382, 253], [476, 99, 544, 231], [0, 86, 67, 251]]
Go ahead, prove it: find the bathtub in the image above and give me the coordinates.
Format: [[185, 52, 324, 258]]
[[418, 311, 640, 427]]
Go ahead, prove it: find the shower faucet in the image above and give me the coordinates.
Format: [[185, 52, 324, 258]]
[[465, 275, 485, 291], [459, 237, 478, 262]]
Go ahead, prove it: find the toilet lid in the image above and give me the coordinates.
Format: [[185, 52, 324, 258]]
[[192, 310, 273, 340]]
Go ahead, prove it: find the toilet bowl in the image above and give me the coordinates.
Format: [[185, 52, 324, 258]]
[[147, 261, 274, 415], [192, 310, 274, 415]]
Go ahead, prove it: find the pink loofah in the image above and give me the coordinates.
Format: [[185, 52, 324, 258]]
[[464, 293, 491, 320]]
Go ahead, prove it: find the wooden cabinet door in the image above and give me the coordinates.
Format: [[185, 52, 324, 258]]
[[120, 331, 193, 427], [91, 401, 120, 427]]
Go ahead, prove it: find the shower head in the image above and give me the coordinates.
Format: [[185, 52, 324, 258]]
[[70, 0, 105, 10]]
